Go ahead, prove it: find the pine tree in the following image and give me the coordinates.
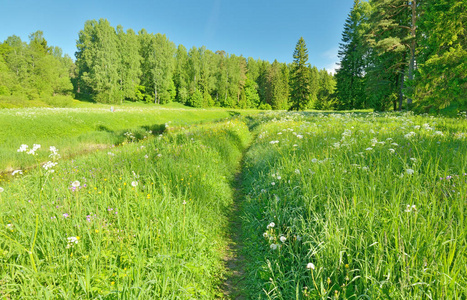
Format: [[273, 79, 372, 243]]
[[412, 0, 466, 111], [335, 0, 370, 110], [366, 0, 420, 111], [266, 60, 289, 110], [289, 37, 311, 111]]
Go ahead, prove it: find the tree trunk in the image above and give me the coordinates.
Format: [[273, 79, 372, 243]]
[[399, 71, 404, 111], [154, 84, 158, 104]]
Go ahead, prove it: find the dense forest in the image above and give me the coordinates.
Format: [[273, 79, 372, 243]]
[[0, 0, 465, 112]]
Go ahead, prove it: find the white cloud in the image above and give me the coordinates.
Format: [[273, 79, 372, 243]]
[[325, 62, 340, 75], [322, 47, 340, 75]]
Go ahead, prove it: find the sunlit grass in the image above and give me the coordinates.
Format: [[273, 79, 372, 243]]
[[240, 111, 467, 299], [0, 119, 251, 298], [0, 105, 239, 172], [1, 110, 466, 299]]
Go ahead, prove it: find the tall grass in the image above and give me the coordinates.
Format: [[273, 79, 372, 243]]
[[0, 119, 251, 298], [0, 106, 234, 172], [240, 111, 467, 299]]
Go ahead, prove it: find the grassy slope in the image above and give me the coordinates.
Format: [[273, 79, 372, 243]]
[[0, 119, 251, 298], [0, 102, 258, 172]]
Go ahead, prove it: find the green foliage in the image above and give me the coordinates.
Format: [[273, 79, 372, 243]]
[[76, 19, 120, 103], [290, 37, 311, 111], [315, 69, 337, 110], [411, 0, 467, 112], [0, 32, 73, 100], [334, 0, 464, 113], [335, 0, 369, 110], [188, 89, 203, 108], [244, 77, 260, 108]]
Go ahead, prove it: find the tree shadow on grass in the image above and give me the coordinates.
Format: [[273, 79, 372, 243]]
[[84, 123, 167, 145]]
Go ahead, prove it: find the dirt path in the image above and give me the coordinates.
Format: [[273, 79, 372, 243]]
[[221, 169, 248, 300], [220, 131, 257, 300]]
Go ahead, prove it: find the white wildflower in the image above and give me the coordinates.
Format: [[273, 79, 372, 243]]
[[311, 158, 318, 163], [11, 170, 23, 176], [295, 169, 300, 175], [270, 243, 279, 250], [26, 144, 41, 155], [131, 181, 138, 187], [17, 144, 29, 152], [267, 222, 275, 229], [66, 236, 79, 249], [280, 236, 287, 243], [71, 181, 80, 188], [365, 147, 373, 151], [0, 187, 4, 193], [406, 169, 415, 175], [306, 263, 315, 270], [49, 146, 58, 154], [296, 134, 303, 139], [43, 161, 57, 170], [389, 148, 395, 153]]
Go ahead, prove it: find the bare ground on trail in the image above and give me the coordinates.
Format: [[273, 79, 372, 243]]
[[220, 171, 249, 300]]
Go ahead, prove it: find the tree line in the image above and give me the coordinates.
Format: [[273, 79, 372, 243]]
[[0, 19, 335, 110], [335, 0, 466, 113], [74, 19, 336, 109], [0, 31, 74, 99]]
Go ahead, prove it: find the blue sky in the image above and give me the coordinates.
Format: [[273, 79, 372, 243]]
[[0, 0, 354, 73]]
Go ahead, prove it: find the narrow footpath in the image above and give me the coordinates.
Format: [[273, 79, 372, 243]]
[[220, 139, 253, 299]]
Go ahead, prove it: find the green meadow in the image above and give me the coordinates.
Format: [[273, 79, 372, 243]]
[[0, 104, 250, 172], [0, 108, 466, 299]]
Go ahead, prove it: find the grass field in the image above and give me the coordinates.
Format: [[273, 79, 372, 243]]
[[240, 111, 467, 299], [0, 107, 466, 299], [0, 118, 251, 298], [0, 103, 254, 172]]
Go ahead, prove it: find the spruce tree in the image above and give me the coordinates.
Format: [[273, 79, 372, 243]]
[[289, 37, 311, 111], [335, 0, 369, 110]]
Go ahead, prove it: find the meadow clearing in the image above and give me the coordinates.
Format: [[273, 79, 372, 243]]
[[0, 107, 466, 299], [0, 103, 245, 172]]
